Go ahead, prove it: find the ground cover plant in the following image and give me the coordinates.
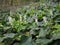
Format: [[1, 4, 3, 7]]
[[0, 1, 60, 45]]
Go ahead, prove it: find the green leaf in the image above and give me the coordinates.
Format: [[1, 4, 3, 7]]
[[52, 33, 60, 40], [21, 37, 35, 45], [36, 38, 52, 45], [4, 33, 15, 38]]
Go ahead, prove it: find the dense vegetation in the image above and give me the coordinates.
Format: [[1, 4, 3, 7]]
[[0, 1, 60, 45]]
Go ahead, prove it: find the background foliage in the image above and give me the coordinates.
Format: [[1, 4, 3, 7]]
[[0, 1, 60, 45]]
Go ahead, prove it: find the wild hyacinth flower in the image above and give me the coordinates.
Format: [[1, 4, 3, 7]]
[[8, 16, 13, 24], [19, 15, 22, 22], [23, 15, 27, 22], [43, 16, 48, 25], [8, 16, 15, 25], [34, 15, 38, 25], [49, 10, 53, 18]]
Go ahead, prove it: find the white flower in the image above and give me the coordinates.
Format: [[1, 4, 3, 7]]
[[24, 15, 27, 22], [8, 16, 15, 25], [43, 16, 48, 24], [8, 16, 12, 23], [35, 15, 38, 24], [19, 15, 22, 21]]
